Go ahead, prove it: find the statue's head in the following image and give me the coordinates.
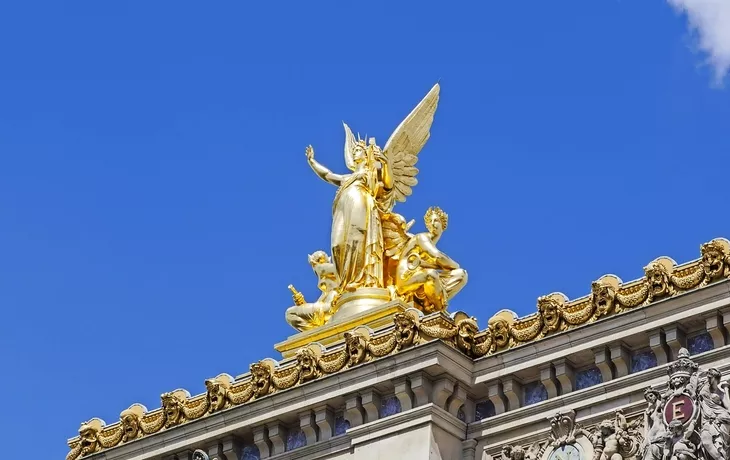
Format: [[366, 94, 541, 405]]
[[424, 206, 448, 238], [644, 388, 661, 404], [669, 420, 684, 435], [308, 250, 330, 266], [352, 140, 368, 165], [707, 368, 722, 386]]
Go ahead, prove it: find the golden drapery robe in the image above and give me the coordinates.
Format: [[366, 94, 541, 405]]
[[331, 168, 383, 291]]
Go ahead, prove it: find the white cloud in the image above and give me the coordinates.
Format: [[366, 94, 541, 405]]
[[668, 0, 730, 85]]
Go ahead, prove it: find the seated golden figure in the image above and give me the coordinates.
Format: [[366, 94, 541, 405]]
[[285, 251, 340, 331], [383, 207, 467, 313]]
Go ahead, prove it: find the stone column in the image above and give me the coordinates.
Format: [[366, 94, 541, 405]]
[[593, 346, 615, 382], [649, 328, 670, 365], [462, 439, 478, 460], [539, 363, 559, 398], [314, 405, 335, 442], [394, 377, 414, 411], [610, 342, 631, 378], [704, 311, 727, 348], [487, 381, 507, 415], [663, 324, 686, 360], [553, 358, 575, 394]]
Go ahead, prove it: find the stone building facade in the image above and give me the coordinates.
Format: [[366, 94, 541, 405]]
[[66, 238, 730, 460]]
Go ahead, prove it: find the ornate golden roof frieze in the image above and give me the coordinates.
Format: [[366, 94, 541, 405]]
[[65, 237, 730, 460]]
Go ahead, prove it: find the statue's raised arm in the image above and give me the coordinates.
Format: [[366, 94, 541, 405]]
[[380, 83, 441, 212], [305, 145, 347, 186]]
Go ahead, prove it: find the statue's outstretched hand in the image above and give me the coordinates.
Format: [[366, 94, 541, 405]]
[[305, 145, 315, 161]]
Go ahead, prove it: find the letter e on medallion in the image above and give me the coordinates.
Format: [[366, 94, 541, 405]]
[[663, 394, 694, 425]]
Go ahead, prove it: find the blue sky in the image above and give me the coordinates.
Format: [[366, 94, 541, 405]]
[[1, 1, 729, 458]]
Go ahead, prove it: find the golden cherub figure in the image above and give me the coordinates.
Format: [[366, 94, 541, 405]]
[[285, 251, 340, 331], [382, 207, 468, 313]]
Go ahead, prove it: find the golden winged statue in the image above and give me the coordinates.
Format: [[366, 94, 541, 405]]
[[287, 84, 466, 331]]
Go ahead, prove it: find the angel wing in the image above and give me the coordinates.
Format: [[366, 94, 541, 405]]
[[343, 122, 357, 171], [382, 212, 415, 258], [382, 83, 440, 206]]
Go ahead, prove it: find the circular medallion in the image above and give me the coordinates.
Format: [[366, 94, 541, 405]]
[[548, 444, 583, 460], [663, 394, 695, 425]]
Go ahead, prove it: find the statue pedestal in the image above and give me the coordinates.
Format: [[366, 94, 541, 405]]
[[274, 297, 409, 359]]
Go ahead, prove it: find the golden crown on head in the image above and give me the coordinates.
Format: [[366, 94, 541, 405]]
[[424, 206, 448, 234]]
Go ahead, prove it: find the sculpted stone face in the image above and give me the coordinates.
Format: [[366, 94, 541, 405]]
[[456, 319, 478, 353], [538, 297, 561, 332], [591, 281, 616, 316], [205, 379, 227, 413], [702, 243, 726, 279], [671, 376, 688, 390], [345, 332, 367, 367], [161, 393, 184, 428], [394, 313, 416, 350], [250, 363, 272, 397], [78, 423, 100, 454], [120, 413, 140, 442], [296, 348, 319, 382], [491, 319, 510, 349], [645, 264, 670, 297]]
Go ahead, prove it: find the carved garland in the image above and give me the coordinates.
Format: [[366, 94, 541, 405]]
[[66, 238, 730, 460], [65, 309, 476, 460]]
